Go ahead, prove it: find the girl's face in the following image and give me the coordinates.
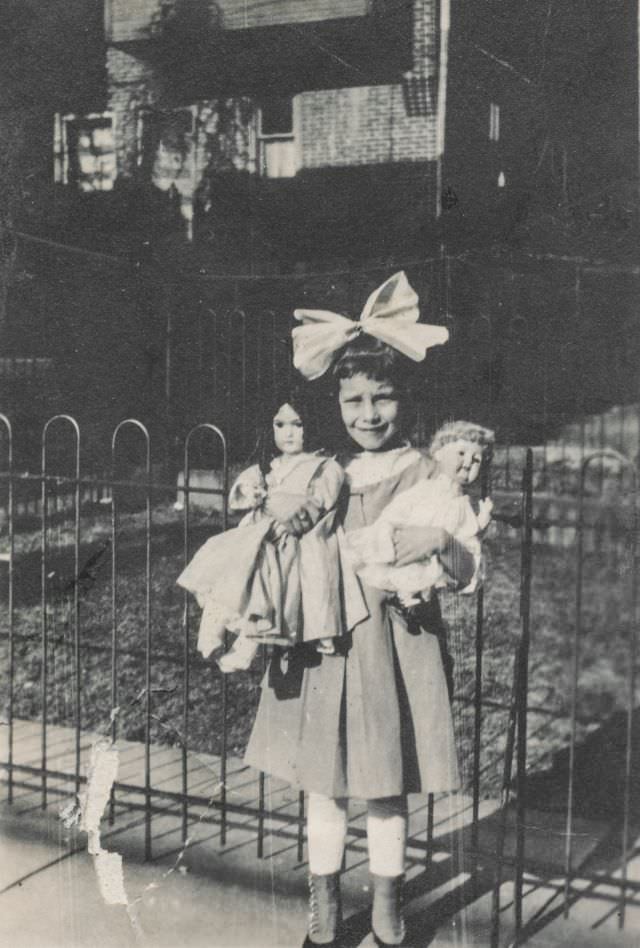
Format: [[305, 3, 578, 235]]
[[273, 403, 305, 455], [338, 374, 403, 452]]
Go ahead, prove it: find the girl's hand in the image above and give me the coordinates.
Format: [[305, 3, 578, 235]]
[[392, 525, 446, 567], [265, 495, 321, 538]]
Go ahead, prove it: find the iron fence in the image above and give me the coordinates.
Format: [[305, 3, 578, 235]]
[[5, 236, 640, 484], [0, 414, 638, 945]]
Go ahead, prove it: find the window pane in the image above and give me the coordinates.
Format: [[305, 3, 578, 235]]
[[262, 139, 297, 178], [260, 97, 293, 136]]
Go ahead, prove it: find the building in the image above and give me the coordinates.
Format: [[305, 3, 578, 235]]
[[20, 1, 637, 272], [50, 0, 445, 270]]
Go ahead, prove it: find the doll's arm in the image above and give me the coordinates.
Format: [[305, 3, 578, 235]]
[[476, 497, 494, 532], [228, 465, 267, 512], [268, 458, 344, 538], [307, 458, 344, 512]]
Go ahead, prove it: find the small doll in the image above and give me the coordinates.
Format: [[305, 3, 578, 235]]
[[177, 396, 348, 672], [345, 420, 495, 606]]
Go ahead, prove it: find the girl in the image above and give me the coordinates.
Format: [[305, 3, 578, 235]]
[[244, 273, 476, 947], [178, 393, 360, 672], [345, 419, 495, 607]]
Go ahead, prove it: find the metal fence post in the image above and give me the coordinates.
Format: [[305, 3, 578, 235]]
[[1, 415, 14, 804], [111, 419, 152, 858]]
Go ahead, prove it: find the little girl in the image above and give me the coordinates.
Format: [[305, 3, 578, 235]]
[[345, 419, 494, 606], [177, 395, 357, 672], [244, 272, 475, 948]]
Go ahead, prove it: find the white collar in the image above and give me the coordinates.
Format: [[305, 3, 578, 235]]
[[344, 444, 421, 489]]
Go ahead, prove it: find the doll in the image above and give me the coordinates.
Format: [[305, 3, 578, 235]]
[[177, 397, 350, 672], [345, 419, 494, 606]]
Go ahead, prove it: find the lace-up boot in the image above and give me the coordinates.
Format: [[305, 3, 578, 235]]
[[301, 871, 342, 947]]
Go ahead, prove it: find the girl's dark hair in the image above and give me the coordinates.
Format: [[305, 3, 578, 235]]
[[326, 335, 420, 450], [251, 387, 321, 475], [332, 334, 413, 389]]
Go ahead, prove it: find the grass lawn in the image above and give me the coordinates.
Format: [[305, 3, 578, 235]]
[[0, 498, 635, 800]]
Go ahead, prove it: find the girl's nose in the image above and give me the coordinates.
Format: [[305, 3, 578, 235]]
[[361, 397, 380, 422]]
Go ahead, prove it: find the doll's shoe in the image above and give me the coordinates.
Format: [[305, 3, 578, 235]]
[[217, 652, 253, 673], [302, 872, 342, 946], [216, 639, 258, 673], [371, 874, 406, 946]]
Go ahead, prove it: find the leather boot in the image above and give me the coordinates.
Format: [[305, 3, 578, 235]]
[[302, 871, 342, 947], [371, 873, 406, 946]]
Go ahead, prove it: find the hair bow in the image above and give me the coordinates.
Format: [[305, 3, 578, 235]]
[[292, 271, 449, 380]]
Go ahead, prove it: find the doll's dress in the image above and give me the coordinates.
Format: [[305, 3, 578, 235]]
[[177, 452, 362, 658], [346, 472, 485, 599]]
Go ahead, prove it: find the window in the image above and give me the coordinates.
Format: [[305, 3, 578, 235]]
[[136, 107, 196, 185], [489, 102, 500, 142], [257, 96, 299, 178], [54, 114, 116, 191]]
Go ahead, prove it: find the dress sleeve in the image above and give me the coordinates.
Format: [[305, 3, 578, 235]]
[[228, 464, 267, 512], [307, 457, 345, 512]]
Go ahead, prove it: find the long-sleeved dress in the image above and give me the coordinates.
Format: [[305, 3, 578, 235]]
[[244, 445, 461, 800]]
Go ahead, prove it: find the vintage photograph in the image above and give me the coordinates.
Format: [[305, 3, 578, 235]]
[[1, 2, 639, 946]]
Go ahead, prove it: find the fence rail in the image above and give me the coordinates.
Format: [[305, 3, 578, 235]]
[[1, 414, 638, 945]]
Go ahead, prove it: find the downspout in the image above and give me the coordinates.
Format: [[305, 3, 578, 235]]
[[435, 0, 451, 218]]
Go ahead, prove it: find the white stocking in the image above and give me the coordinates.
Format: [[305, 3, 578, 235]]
[[367, 796, 408, 877], [307, 793, 349, 875]]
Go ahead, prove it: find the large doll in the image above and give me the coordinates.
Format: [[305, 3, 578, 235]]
[[345, 418, 495, 607], [177, 394, 363, 672], [244, 272, 476, 947]]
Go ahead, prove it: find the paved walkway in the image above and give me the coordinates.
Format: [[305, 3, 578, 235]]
[[2, 720, 639, 947]]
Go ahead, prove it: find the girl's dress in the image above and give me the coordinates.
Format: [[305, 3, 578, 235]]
[[177, 452, 359, 659], [244, 446, 460, 800], [345, 471, 487, 601]]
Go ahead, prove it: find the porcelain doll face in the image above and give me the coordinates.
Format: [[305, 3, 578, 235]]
[[434, 438, 485, 487], [338, 374, 402, 452], [273, 403, 305, 455]]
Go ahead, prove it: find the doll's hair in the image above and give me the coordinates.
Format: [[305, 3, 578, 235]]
[[328, 335, 419, 449], [252, 387, 322, 475], [429, 420, 495, 457]]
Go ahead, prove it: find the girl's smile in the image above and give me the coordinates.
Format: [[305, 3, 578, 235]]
[[339, 375, 402, 452]]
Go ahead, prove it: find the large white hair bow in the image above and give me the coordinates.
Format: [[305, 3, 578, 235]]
[[292, 271, 449, 380]]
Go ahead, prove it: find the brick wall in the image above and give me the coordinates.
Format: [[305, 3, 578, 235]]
[[298, 84, 437, 169], [106, 1, 439, 205]]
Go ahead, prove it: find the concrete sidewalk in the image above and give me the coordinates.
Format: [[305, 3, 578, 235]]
[[3, 798, 639, 948], [2, 720, 640, 947]]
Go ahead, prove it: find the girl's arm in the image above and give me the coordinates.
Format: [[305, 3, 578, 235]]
[[393, 526, 475, 588], [266, 458, 345, 538]]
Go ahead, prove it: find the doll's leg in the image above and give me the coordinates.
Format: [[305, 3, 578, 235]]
[[197, 599, 232, 658], [304, 794, 348, 946], [367, 796, 408, 946]]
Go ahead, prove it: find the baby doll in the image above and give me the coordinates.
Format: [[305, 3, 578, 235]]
[[346, 420, 494, 606], [177, 396, 348, 672]]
